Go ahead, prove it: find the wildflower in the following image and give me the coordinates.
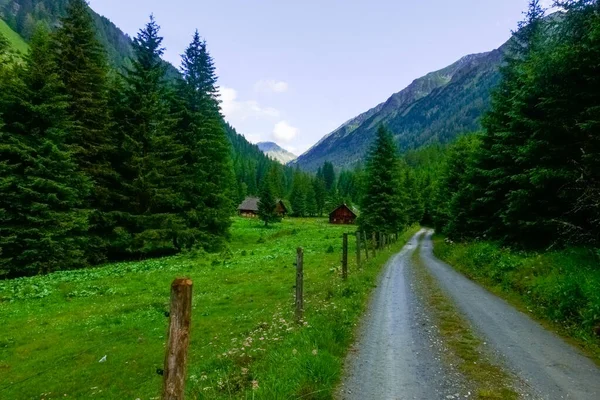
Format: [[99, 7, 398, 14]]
[[252, 380, 259, 390], [292, 349, 297, 355], [312, 349, 318, 356], [241, 367, 248, 375]]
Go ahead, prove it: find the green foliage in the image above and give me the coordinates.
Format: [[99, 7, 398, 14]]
[[431, 0, 600, 248], [258, 166, 281, 226], [54, 0, 116, 263], [0, 28, 91, 277], [359, 125, 407, 234], [174, 30, 235, 249], [434, 237, 600, 355], [111, 16, 186, 257]]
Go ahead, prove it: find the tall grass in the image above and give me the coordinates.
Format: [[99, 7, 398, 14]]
[[0, 218, 418, 399]]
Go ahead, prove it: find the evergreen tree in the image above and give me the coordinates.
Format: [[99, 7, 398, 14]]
[[54, 0, 116, 263], [290, 171, 307, 217], [258, 166, 281, 226], [313, 169, 327, 216], [0, 29, 91, 277], [176, 31, 234, 249], [359, 125, 406, 235], [115, 16, 185, 257]]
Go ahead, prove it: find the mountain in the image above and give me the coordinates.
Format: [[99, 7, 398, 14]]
[[257, 142, 297, 164], [293, 45, 506, 171]]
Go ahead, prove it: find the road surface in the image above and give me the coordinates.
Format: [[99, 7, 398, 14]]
[[337, 230, 600, 399]]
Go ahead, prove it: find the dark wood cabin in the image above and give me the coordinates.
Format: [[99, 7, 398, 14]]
[[329, 204, 357, 225], [237, 197, 289, 218], [238, 197, 259, 217]]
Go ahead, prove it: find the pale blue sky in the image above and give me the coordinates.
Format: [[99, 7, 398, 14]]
[[89, 0, 554, 154]]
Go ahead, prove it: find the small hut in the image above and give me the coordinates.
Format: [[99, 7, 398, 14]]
[[237, 197, 289, 218], [238, 197, 259, 217], [329, 204, 358, 225]]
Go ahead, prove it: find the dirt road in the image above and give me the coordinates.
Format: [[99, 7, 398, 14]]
[[337, 230, 600, 400]]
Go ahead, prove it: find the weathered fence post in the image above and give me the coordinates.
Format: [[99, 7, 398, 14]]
[[342, 233, 348, 280], [356, 231, 361, 268], [163, 278, 193, 400], [372, 232, 376, 258], [363, 231, 369, 261], [295, 247, 304, 322]]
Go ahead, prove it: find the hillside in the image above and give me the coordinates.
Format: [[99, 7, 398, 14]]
[[293, 46, 505, 171], [257, 141, 297, 164], [0, 18, 26, 53]]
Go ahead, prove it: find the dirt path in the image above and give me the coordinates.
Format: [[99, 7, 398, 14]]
[[337, 230, 600, 400]]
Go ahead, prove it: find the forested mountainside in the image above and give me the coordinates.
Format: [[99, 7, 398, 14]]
[[1, 0, 133, 68], [293, 46, 505, 171], [0, 0, 288, 202]]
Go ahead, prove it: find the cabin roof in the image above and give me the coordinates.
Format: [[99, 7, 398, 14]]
[[238, 196, 259, 212], [329, 204, 358, 217]]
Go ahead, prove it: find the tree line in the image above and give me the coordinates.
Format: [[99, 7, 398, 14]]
[[0, 0, 239, 278], [429, 0, 600, 248]]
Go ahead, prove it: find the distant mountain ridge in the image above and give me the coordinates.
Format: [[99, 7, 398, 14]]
[[293, 45, 507, 171], [257, 142, 297, 164]]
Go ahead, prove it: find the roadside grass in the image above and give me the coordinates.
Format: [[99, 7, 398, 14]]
[[433, 237, 600, 364], [0, 217, 418, 399], [0, 19, 28, 55], [411, 242, 519, 400]]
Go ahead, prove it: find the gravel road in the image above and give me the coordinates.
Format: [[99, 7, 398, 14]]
[[337, 229, 600, 400]]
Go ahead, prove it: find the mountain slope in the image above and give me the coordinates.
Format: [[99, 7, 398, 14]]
[[257, 142, 297, 164], [293, 46, 506, 171], [0, 18, 27, 53]]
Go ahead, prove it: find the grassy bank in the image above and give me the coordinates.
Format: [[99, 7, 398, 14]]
[[0, 218, 418, 399], [433, 237, 600, 361]]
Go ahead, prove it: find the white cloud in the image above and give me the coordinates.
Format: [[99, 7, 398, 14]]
[[219, 86, 280, 121], [273, 121, 299, 143], [254, 79, 289, 94]]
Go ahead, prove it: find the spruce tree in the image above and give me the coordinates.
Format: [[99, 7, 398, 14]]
[[54, 0, 116, 262], [0, 29, 91, 277], [290, 171, 308, 217], [359, 125, 406, 235], [258, 166, 281, 226], [116, 16, 185, 257], [176, 31, 234, 248]]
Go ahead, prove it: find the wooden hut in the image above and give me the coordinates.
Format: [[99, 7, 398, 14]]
[[238, 197, 259, 217], [237, 197, 289, 218], [329, 204, 357, 225]]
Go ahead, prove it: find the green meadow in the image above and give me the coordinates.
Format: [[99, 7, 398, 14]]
[[0, 19, 28, 54], [0, 218, 417, 399]]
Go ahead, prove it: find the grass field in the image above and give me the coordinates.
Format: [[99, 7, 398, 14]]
[[0, 218, 417, 399], [0, 19, 28, 55]]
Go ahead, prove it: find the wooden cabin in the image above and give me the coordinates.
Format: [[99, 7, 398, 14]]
[[329, 204, 357, 225], [237, 197, 289, 218], [238, 197, 260, 217]]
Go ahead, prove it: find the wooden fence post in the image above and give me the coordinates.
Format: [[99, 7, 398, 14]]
[[295, 247, 304, 322], [363, 231, 369, 261], [356, 231, 361, 268], [372, 232, 376, 258], [342, 233, 348, 280], [163, 278, 193, 400]]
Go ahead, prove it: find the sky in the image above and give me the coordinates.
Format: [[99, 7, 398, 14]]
[[89, 0, 556, 155]]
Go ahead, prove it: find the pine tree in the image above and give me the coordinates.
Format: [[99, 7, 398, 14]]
[[359, 125, 406, 235], [115, 16, 185, 257], [290, 171, 307, 217], [258, 166, 281, 226], [54, 0, 116, 262], [0, 28, 91, 277], [175, 31, 234, 249]]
